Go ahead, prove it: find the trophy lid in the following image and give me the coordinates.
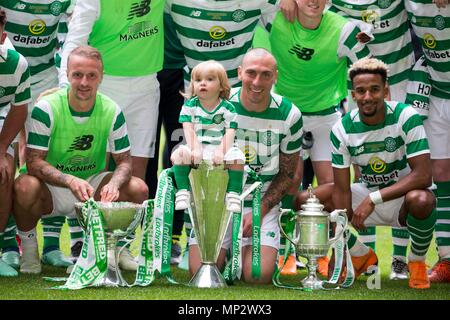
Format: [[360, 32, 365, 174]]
[[299, 185, 327, 216]]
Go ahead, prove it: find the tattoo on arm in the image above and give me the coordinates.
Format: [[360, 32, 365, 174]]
[[262, 151, 299, 214], [110, 151, 132, 188], [26, 147, 73, 187]]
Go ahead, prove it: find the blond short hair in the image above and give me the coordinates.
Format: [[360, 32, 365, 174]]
[[67, 45, 103, 71], [349, 57, 389, 84], [183, 60, 230, 100]]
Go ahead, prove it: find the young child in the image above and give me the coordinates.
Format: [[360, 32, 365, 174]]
[[170, 60, 245, 212]]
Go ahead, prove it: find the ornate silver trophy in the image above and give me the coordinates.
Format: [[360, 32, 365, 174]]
[[279, 186, 348, 290], [188, 162, 232, 288], [74, 201, 144, 287]]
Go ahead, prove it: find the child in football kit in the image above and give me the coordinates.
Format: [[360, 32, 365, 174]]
[[170, 60, 245, 212]]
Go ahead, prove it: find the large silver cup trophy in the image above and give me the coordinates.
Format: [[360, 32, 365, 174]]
[[188, 162, 232, 288], [279, 186, 347, 290], [74, 201, 144, 287]]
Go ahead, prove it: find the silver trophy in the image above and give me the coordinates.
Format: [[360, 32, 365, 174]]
[[188, 162, 232, 288], [279, 186, 347, 290], [74, 201, 144, 287]]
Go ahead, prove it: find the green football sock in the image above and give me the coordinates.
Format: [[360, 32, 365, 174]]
[[357, 226, 376, 251], [67, 217, 84, 247], [226, 169, 244, 194], [173, 165, 191, 191], [435, 181, 450, 259], [392, 227, 409, 259], [2, 216, 19, 253], [407, 210, 436, 259], [42, 216, 65, 254]]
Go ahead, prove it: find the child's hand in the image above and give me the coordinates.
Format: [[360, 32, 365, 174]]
[[213, 149, 224, 165], [192, 147, 203, 165]]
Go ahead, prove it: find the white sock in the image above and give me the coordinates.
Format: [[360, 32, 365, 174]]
[[349, 239, 370, 257], [18, 228, 38, 247], [408, 252, 426, 262]]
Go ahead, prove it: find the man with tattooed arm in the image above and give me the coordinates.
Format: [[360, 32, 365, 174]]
[[12, 46, 148, 274]]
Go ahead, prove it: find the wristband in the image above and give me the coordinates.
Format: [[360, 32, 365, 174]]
[[369, 190, 383, 205]]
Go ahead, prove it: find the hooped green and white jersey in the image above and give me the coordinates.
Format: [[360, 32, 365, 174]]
[[331, 101, 429, 190], [179, 96, 237, 146], [165, 0, 279, 86], [406, 55, 431, 120], [1, 0, 73, 85], [405, 0, 450, 98], [0, 46, 31, 111], [26, 89, 130, 179], [229, 87, 303, 204], [329, 0, 414, 88]]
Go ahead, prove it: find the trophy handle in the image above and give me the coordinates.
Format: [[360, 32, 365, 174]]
[[328, 209, 347, 246], [278, 209, 298, 247]]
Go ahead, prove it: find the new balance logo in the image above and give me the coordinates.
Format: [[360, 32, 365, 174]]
[[289, 45, 315, 61], [127, 0, 151, 20], [68, 135, 94, 152], [190, 10, 201, 17]]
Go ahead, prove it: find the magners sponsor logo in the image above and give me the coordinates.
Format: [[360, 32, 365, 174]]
[[120, 21, 158, 41]]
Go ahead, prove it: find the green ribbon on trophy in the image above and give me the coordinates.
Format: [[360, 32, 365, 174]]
[[272, 209, 296, 287], [152, 168, 178, 284], [134, 200, 156, 286], [223, 209, 243, 284], [46, 199, 108, 289], [251, 182, 262, 280], [45, 199, 155, 289], [328, 222, 355, 288]]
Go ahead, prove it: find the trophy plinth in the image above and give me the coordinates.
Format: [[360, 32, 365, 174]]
[[74, 201, 144, 287], [188, 162, 232, 288]]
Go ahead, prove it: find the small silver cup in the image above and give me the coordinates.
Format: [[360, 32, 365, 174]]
[[74, 201, 143, 287]]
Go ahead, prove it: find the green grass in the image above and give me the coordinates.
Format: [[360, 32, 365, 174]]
[[1, 224, 449, 300]]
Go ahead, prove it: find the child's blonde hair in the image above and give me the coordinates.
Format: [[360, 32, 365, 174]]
[[183, 60, 231, 100]]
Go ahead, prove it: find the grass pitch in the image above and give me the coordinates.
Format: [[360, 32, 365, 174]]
[[0, 224, 448, 300]]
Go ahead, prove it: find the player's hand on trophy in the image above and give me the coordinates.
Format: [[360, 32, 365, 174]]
[[0, 153, 12, 185], [100, 182, 120, 202], [68, 176, 95, 201], [192, 146, 203, 165], [212, 148, 224, 165], [351, 197, 374, 231]]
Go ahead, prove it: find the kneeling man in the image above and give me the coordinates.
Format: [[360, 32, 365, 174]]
[[13, 46, 148, 274]]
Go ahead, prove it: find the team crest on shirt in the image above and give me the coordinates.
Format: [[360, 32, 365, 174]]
[[212, 113, 225, 124], [384, 137, 397, 152], [423, 33, 437, 49], [50, 1, 63, 16], [232, 9, 246, 23], [434, 16, 446, 30], [377, 0, 391, 9], [369, 156, 386, 173], [0, 87, 5, 98]]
